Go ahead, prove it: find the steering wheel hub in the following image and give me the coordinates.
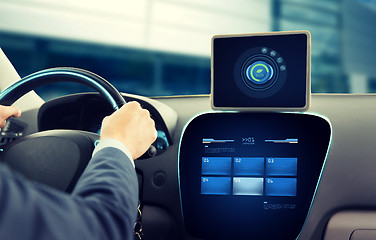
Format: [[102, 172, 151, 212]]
[[0, 130, 97, 192]]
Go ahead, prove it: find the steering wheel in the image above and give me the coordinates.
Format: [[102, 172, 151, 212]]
[[0, 67, 126, 193]]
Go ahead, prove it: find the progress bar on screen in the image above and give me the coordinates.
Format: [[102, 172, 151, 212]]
[[265, 138, 298, 144], [202, 138, 235, 144]]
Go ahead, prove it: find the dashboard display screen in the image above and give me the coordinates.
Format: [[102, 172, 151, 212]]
[[179, 113, 331, 239], [211, 31, 310, 110]]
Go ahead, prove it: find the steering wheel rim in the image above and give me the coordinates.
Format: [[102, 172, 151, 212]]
[[0, 67, 126, 110], [0, 67, 126, 192]]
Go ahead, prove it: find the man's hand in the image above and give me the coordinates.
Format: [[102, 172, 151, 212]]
[[100, 101, 157, 160], [0, 105, 21, 128]]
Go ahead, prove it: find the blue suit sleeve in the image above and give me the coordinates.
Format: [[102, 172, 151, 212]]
[[0, 147, 138, 240]]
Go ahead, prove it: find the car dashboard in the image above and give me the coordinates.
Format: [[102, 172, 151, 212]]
[[3, 93, 376, 240]]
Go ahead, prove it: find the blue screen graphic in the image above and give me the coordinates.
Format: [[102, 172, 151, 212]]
[[201, 156, 297, 196], [202, 157, 232, 175], [233, 157, 264, 176], [265, 178, 297, 196], [233, 177, 263, 195], [266, 158, 297, 176], [201, 177, 232, 195]]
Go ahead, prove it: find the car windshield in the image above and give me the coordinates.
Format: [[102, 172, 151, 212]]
[[0, 0, 374, 100]]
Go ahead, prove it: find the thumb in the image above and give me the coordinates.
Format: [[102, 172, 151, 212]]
[[0, 105, 21, 128], [0, 105, 21, 119], [102, 116, 109, 124]]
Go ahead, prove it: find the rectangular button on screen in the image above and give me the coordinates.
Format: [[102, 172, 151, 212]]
[[201, 177, 232, 195], [265, 178, 297, 196], [266, 158, 297, 176], [233, 177, 263, 196], [202, 157, 232, 175], [233, 157, 264, 176]]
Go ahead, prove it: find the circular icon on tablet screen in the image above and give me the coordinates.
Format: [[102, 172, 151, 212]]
[[234, 47, 287, 98]]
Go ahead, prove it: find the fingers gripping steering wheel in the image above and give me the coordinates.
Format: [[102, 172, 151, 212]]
[[0, 67, 126, 193]]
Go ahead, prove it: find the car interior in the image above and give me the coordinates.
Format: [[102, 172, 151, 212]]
[[1, 1, 376, 240]]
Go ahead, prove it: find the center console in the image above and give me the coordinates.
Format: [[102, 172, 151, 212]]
[[179, 112, 331, 239]]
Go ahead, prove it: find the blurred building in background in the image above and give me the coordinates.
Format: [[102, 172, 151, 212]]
[[272, 0, 344, 93], [0, 0, 374, 99]]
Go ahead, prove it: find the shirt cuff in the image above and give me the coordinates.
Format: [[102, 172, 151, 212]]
[[92, 138, 135, 168]]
